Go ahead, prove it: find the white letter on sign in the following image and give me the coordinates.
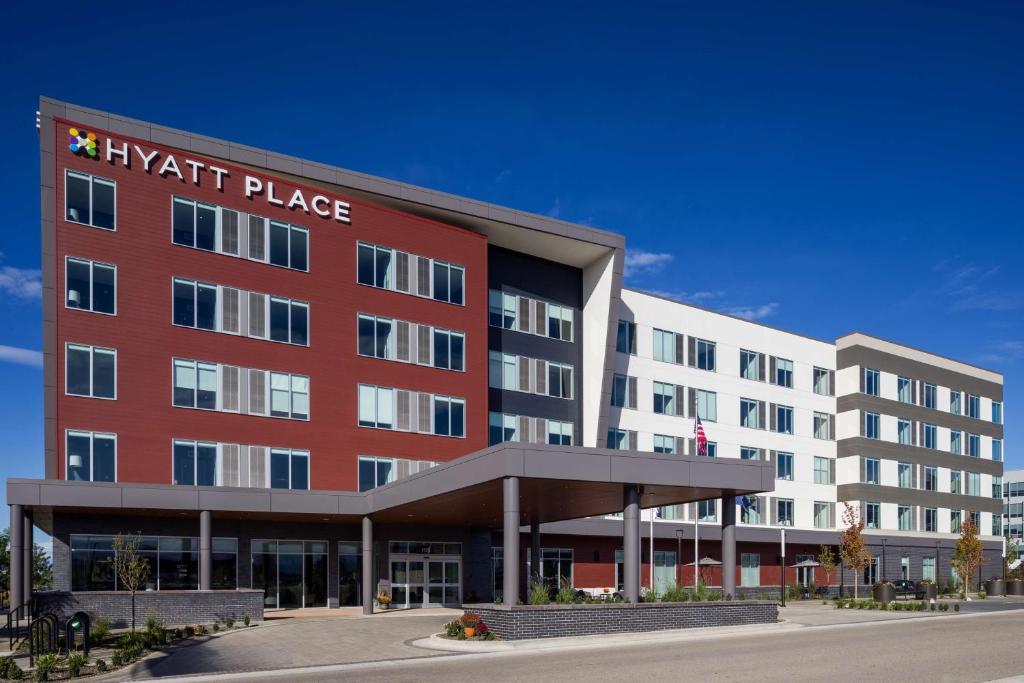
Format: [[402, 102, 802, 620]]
[[245, 175, 263, 198], [158, 155, 184, 181], [311, 195, 330, 217], [287, 188, 309, 213], [334, 199, 351, 223]]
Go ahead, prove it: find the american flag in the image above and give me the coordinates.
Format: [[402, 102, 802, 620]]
[[694, 415, 708, 456]]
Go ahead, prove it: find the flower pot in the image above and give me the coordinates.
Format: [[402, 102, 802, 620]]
[[984, 579, 1005, 597], [463, 627, 476, 638], [872, 584, 895, 604], [1006, 579, 1024, 596], [915, 584, 937, 600]]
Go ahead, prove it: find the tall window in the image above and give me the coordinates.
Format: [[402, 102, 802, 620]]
[[173, 278, 218, 331], [548, 420, 573, 446], [65, 170, 115, 229], [922, 556, 936, 581], [950, 430, 962, 455], [967, 472, 981, 497], [653, 382, 676, 415], [616, 320, 636, 354], [652, 329, 680, 363], [924, 508, 937, 532], [172, 197, 218, 251], [360, 243, 463, 305], [269, 297, 309, 345], [949, 390, 962, 415], [547, 304, 574, 342], [924, 466, 937, 491], [358, 385, 394, 429], [489, 413, 518, 445], [993, 475, 1003, 499], [898, 505, 911, 531], [696, 339, 716, 371], [813, 502, 830, 529], [993, 439, 1003, 462], [66, 430, 116, 482], [898, 462, 912, 488], [967, 394, 980, 419], [967, 433, 980, 457], [488, 291, 517, 329], [607, 429, 632, 451], [863, 368, 880, 396], [358, 456, 395, 492], [740, 350, 761, 381], [740, 447, 760, 460], [923, 383, 937, 409], [740, 399, 761, 429], [813, 367, 832, 395], [865, 502, 880, 529], [741, 497, 761, 524], [696, 389, 717, 422], [270, 373, 310, 420], [65, 343, 116, 399], [950, 470, 962, 495], [270, 449, 309, 490], [813, 412, 832, 440], [813, 457, 830, 485], [864, 412, 880, 439], [992, 401, 1002, 424], [776, 499, 794, 527], [173, 440, 217, 486], [432, 395, 466, 437], [547, 363, 574, 399], [897, 418, 912, 445], [741, 553, 760, 587], [897, 377, 913, 403], [268, 221, 309, 271], [775, 405, 793, 434], [699, 499, 717, 522], [951, 510, 962, 534], [66, 257, 115, 314], [924, 423, 937, 449], [776, 452, 794, 481], [774, 358, 793, 388], [864, 457, 880, 485]]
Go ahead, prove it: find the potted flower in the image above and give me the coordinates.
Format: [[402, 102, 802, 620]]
[[915, 579, 937, 600], [377, 591, 393, 609], [872, 580, 895, 605], [460, 611, 481, 638], [984, 577, 1005, 597]]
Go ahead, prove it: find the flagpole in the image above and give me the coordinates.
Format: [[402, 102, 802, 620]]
[[649, 513, 654, 593], [693, 415, 699, 587]]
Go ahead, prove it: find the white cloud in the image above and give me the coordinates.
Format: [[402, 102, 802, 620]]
[[0, 266, 42, 300], [722, 302, 780, 321], [0, 345, 43, 367], [976, 340, 1024, 365], [624, 249, 674, 277]]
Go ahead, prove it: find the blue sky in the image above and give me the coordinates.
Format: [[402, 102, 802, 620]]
[[1, 1, 1021, 516]]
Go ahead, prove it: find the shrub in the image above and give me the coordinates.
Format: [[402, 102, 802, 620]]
[[930, 602, 936, 611], [708, 591, 721, 602], [528, 578, 550, 605], [725, 593, 733, 602], [476, 621, 489, 637], [243, 613, 251, 627], [693, 579, 709, 602], [444, 620, 463, 638], [95, 659, 108, 672], [954, 603, 960, 612], [110, 650, 124, 668], [556, 580, 577, 605], [66, 652, 88, 677], [198, 624, 209, 635], [0, 657, 11, 679], [172, 628, 183, 639], [660, 584, 688, 602], [224, 617, 235, 629], [6, 659, 24, 680], [33, 653, 60, 682], [90, 617, 111, 643], [212, 622, 220, 633], [183, 625, 195, 638], [977, 591, 987, 600], [460, 611, 482, 628]]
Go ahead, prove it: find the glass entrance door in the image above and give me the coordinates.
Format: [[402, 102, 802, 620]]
[[653, 551, 677, 595], [796, 554, 814, 587], [252, 540, 328, 609], [390, 555, 461, 607], [427, 560, 460, 606]]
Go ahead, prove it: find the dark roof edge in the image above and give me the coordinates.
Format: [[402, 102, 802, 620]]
[[837, 331, 1004, 378], [40, 96, 624, 251]]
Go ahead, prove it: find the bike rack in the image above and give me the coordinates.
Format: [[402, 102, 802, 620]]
[[28, 613, 59, 667]]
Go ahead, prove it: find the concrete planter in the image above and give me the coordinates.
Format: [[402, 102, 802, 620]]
[[872, 584, 895, 604], [1005, 579, 1024, 596], [984, 579, 1005, 597], [915, 583, 937, 600]]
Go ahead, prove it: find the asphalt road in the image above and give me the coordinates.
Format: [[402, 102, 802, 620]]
[[214, 610, 1024, 683]]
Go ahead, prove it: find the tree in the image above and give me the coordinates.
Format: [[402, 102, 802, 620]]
[[1005, 535, 1020, 579], [0, 528, 54, 593], [818, 544, 837, 591], [113, 533, 151, 631], [838, 502, 871, 599], [951, 514, 983, 598]]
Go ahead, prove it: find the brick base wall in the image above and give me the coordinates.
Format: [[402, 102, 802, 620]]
[[35, 590, 264, 628], [469, 601, 777, 640]]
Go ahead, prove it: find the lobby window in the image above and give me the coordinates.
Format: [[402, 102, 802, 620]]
[[967, 433, 980, 457], [898, 462, 912, 488], [268, 221, 309, 271], [865, 502, 880, 529], [897, 376, 913, 404], [813, 502, 830, 529], [740, 349, 762, 381], [813, 412, 833, 440], [951, 510, 962, 534], [358, 385, 394, 429], [898, 505, 911, 531], [269, 297, 309, 346], [863, 557, 879, 586], [616, 320, 636, 354], [172, 197, 218, 251], [432, 395, 466, 437], [695, 389, 717, 422], [776, 499, 794, 527], [967, 472, 981, 497], [863, 368, 880, 396], [950, 470, 962, 495], [611, 374, 636, 409], [813, 456, 831, 485], [897, 418, 912, 445], [653, 382, 678, 416], [66, 257, 115, 314], [950, 430, 962, 455], [740, 553, 760, 587], [653, 434, 676, 454], [922, 557, 936, 581], [653, 329, 681, 364], [173, 359, 218, 410], [65, 170, 115, 229], [66, 430, 116, 482], [741, 497, 761, 524], [924, 508, 937, 532], [967, 394, 980, 419], [173, 278, 217, 331], [776, 452, 794, 481], [271, 372, 310, 420], [65, 343, 116, 399], [924, 424, 937, 449], [740, 447, 760, 460], [698, 499, 717, 522], [695, 339, 716, 371], [924, 466, 937, 491], [950, 390, 962, 415], [774, 405, 793, 434], [740, 398, 762, 429], [547, 363, 574, 400], [864, 457, 880, 485], [923, 383, 937, 409], [993, 439, 1002, 462], [813, 367, 832, 395], [358, 455, 395, 491], [992, 401, 1002, 424], [864, 412, 880, 439], [172, 440, 217, 486], [271, 449, 309, 490]]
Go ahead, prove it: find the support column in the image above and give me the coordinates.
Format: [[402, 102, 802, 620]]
[[721, 495, 736, 598], [502, 477, 520, 605], [362, 516, 374, 615], [23, 512, 33, 601], [530, 522, 541, 584], [623, 486, 641, 602], [199, 510, 212, 591], [9, 505, 24, 610]]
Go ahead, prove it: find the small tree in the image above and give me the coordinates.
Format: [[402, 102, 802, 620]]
[[818, 545, 837, 592], [838, 502, 871, 599], [951, 514, 983, 598], [1005, 536, 1020, 579], [113, 533, 151, 631]]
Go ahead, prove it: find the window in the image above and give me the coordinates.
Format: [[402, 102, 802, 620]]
[[653, 434, 676, 454], [607, 428, 632, 451], [775, 405, 793, 434], [776, 452, 794, 481], [698, 499, 717, 522], [740, 399, 761, 429], [740, 553, 760, 587], [172, 197, 218, 251], [548, 420, 573, 446], [696, 339, 716, 371], [897, 418, 912, 445], [270, 449, 309, 490], [951, 510, 962, 534], [771, 357, 793, 388], [488, 290, 515, 329], [360, 243, 462, 304], [924, 508, 937, 532], [653, 382, 677, 416], [270, 372, 310, 420], [813, 367, 832, 395], [922, 556, 936, 581], [269, 297, 309, 345], [172, 440, 217, 486], [432, 329, 465, 371], [866, 502, 880, 529], [65, 344, 116, 399], [65, 170, 115, 229], [813, 502, 830, 529], [358, 314, 393, 359], [950, 390, 962, 415], [358, 385, 394, 429], [433, 261, 465, 306], [66, 430, 115, 482], [813, 412, 833, 440], [432, 395, 466, 437], [616, 320, 636, 354], [898, 462, 912, 488], [863, 368, 880, 396], [652, 329, 680, 364], [547, 303, 574, 342], [993, 517, 1002, 536], [358, 456, 395, 492], [173, 278, 218, 330], [740, 350, 761, 381], [489, 412, 518, 445], [993, 439, 1003, 462], [863, 557, 880, 586], [967, 394, 980, 419], [968, 433, 980, 457], [696, 390, 717, 422], [898, 505, 911, 531], [66, 257, 115, 314], [703, 441, 718, 458], [813, 457, 830, 485], [969, 511, 980, 530], [924, 466, 937, 491], [993, 476, 1003, 500], [547, 362, 574, 399], [612, 374, 634, 409], [268, 221, 309, 271], [967, 472, 981, 497], [741, 497, 761, 524], [776, 499, 794, 527], [864, 412, 880, 439], [897, 377, 913, 403], [950, 430, 962, 455], [923, 383, 937, 409], [173, 359, 218, 410], [489, 352, 519, 391], [992, 401, 1002, 424], [950, 470, 962, 495], [741, 447, 760, 460], [924, 424, 937, 449], [864, 457, 880, 485]]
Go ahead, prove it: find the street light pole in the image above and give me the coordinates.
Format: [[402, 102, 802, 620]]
[[780, 528, 787, 607], [694, 513, 700, 587], [676, 529, 684, 589]]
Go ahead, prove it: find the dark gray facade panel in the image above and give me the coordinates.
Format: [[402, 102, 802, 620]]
[[837, 437, 1004, 476], [837, 483, 1002, 515], [838, 395, 1003, 440], [837, 345, 1003, 400]]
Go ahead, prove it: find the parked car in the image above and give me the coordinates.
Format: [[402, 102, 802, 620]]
[[892, 580, 917, 596]]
